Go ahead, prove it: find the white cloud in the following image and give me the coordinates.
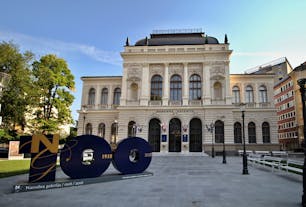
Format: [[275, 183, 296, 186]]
[[0, 30, 122, 65]]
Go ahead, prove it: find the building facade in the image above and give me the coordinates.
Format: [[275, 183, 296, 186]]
[[289, 62, 306, 148], [78, 30, 280, 154], [274, 76, 298, 150]]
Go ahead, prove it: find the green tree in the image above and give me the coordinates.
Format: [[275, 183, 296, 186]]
[[31, 54, 75, 134], [0, 41, 34, 131]]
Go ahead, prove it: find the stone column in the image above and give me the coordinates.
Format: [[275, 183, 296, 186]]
[[162, 63, 169, 106], [108, 85, 113, 109], [224, 61, 232, 104], [120, 65, 127, 106], [183, 63, 189, 105], [203, 62, 211, 104], [96, 85, 101, 109], [140, 63, 149, 106]]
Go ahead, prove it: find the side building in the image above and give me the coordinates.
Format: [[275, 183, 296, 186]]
[[78, 29, 280, 154], [289, 62, 306, 149], [247, 57, 305, 150]]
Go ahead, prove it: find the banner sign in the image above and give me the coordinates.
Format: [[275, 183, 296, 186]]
[[8, 141, 23, 160], [19, 135, 152, 183]]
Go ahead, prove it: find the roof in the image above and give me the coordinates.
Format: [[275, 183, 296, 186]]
[[81, 76, 122, 80], [292, 61, 306, 72], [245, 57, 292, 74], [134, 32, 219, 46]]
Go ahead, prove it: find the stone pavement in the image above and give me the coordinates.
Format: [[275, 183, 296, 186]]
[[0, 156, 303, 207]]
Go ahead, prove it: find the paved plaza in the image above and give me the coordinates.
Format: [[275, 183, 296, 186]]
[[0, 155, 303, 207]]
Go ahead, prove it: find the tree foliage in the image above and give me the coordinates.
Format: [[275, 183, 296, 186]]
[[0, 41, 34, 131], [30, 54, 75, 134], [0, 42, 75, 138]]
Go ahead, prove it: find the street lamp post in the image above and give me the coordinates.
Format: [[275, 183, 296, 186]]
[[82, 105, 87, 135], [222, 136, 227, 164], [114, 120, 118, 144], [240, 103, 249, 175], [297, 78, 306, 206], [206, 122, 215, 158]]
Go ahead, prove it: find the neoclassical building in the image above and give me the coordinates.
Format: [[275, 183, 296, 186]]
[[78, 29, 280, 154]]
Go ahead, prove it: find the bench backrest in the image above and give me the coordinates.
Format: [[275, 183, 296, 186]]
[[238, 150, 253, 155], [271, 151, 288, 157], [255, 151, 270, 155], [263, 156, 284, 162], [287, 159, 303, 166]]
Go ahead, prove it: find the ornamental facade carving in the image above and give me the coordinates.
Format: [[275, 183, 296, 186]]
[[169, 63, 183, 75], [149, 64, 164, 76], [210, 66, 225, 76], [127, 68, 141, 79], [188, 63, 202, 76]]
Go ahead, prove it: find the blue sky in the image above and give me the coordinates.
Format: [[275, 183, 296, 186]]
[[1, 0, 306, 121]]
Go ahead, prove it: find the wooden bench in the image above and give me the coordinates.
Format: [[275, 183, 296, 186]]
[[280, 159, 303, 174], [238, 150, 253, 156], [271, 151, 288, 158], [247, 153, 262, 166], [254, 151, 270, 156], [259, 156, 285, 172]]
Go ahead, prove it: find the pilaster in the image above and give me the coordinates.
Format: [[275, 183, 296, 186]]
[[140, 63, 149, 106], [162, 63, 169, 106], [183, 63, 189, 105], [120, 66, 127, 106]]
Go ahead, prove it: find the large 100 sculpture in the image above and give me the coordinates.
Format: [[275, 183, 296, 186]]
[[19, 135, 152, 183]]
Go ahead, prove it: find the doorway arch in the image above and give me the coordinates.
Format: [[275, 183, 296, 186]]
[[189, 118, 202, 152], [169, 118, 181, 152], [148, 118, 161, 152]]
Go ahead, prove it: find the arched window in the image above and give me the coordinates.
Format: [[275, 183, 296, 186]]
[[234, 122, 242, 143], [232, 86, 240, 103], [245, 85, 254, 103], [88, 88, 95, 105], [111, 122, 118, 144], [113, 88, 121, 105], [98, 123, 105, 138], [259, 85, 268, 103], [85, 123, 92, 135], [170, 75, 182, 101], [150, 75, 162, 100], [248, 122, 256, 143], [101, 88, 108, 105], [214, 82, 222, 99], [262, 122, 270, 143], [215, 120, 224, 143], [189, 74, 201, 100], [128, 121, 136, 137]]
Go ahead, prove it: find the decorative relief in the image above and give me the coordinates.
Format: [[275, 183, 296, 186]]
[[149, 64, 164, 75], [169, 63, 183, 74], [188, 63, 202, 75], [188, 63, 202, 70], [210, 75, 225, 81], [127, 68, 141, 79], [127, 77, 141, 82], [123, 63, 141, 68], [210, 66, 225, 76]]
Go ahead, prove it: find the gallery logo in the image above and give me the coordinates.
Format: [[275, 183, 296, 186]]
[[19, 134, 152, 183]]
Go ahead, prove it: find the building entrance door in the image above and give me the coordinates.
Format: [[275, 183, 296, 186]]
[[148, 118, 161, 152], [189, 118, 202, 152], [169, 118, 181, 152]]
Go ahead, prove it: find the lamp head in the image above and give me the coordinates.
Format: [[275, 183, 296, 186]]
[[81, 105, 87, 113]]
